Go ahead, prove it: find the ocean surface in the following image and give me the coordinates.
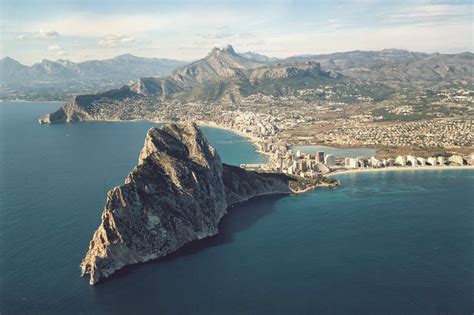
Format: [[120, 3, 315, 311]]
[[0, 102, 473, 314]]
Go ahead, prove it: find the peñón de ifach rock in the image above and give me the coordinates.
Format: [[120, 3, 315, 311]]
[[80, 123, 337, 285]]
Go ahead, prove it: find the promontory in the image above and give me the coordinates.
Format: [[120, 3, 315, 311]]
[[80, 123, 338, 285]]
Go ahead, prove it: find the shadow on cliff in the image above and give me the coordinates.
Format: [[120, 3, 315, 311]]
[[98, 194, 286, 284]]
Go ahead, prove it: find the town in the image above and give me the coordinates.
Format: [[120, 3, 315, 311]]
[[197, 110, 474, 178]]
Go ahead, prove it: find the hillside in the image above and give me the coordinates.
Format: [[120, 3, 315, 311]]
[[39, 45, 341, 123], [38, 45, 473, 124], [283, 49, 474, 87]]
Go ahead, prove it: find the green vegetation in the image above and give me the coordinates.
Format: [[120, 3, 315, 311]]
[[371, 108, 423, 121]]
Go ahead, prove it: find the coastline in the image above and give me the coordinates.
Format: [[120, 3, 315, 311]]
[[197, 121, 262, 144], [35, 109, 472, 177], [1, 100, 63, 103], [197, 121, 272, 161], [327, 165, 474, 177]]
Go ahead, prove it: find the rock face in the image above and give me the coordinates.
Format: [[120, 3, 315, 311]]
[[39, 96, 93, 123], [38, 86, 144, 124], [80, 123, 328, 285]]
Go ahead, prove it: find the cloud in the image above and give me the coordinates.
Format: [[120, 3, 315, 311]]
[[37, 29, 59, 39], [236, 33, 255, 39], [7, 2, 472, 64], [23, 9, 267, 38], [97, 34, 136, 47], [47, 44, 67, 56], [199, 31, 256, 40], [16, 29, 59, 40], [263, 21, 473, 57], [247, 40, 267, 46], [199, 32, 234, 39], [16, 34, 29, 40], [382, 4, 471, 26]]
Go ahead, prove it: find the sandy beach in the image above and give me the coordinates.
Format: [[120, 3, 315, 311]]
[[327, 165, 474, 176], [197, 121, 273, 159], [197, 121, 261, 143]]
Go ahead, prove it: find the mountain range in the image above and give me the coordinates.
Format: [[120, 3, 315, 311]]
[[0, 54, 186, 84], [130, 45, 336, 103], [0, 54, 188, 101], [1, 42, 471, 109], [283, 49, 473, 84], [38, 44, 473, 124]]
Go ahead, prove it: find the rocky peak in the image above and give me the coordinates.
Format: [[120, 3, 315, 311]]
[[80, 123, 335, 285], [210, 44, 237, 56], [56, 59, 77, 66], [39, 59, 55, 65], [113, 53, 143, 62], [0, 56, 20, 65], [223, 44, 236, 54], [138, 124, 219, 168]]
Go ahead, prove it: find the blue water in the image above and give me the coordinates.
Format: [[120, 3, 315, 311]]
[[0, 102, 473, 314], [292, 144, 376, 158]]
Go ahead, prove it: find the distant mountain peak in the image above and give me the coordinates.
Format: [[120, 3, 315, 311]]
[[114, 53, 141, 61], [223, 44, 236, 54], [240, 51, 279, 63], [210, 44, 237, 56], [1, 56, 17, 62], [0, 56, 22, 66], [0, 54, 187, 85], [56, 59, 77, 66], [40, 59, 55, 64]]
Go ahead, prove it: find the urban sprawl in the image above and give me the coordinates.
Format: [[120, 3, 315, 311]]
[[198, 111, 473, 177]]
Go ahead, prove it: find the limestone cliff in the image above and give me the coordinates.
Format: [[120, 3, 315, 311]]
[[39, 96, 92, 124], [80, 123, 335, 285], [39, 86, 143, 124]]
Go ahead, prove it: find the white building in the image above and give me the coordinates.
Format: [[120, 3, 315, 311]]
[[287, 166, 294, 175], [345, 158, 359, 168], [384, 158, 395, 167], [406, 155, 417, 166], [315, 162, 330, 174], [369, 157, 382, 168], [395, 155, 407, 166], [448, 155, 464, 165], [417, 157, 426, 166], [427, 157, 437, 166], [324, 154, 336, 166]]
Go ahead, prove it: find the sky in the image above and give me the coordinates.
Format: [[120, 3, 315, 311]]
[[0, 0, 472, 65]]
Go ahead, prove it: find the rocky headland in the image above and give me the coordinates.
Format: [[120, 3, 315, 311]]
[[80, 123, 337, 285]]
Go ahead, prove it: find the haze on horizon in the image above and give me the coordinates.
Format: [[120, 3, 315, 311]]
[[0, 0, 472, 65]]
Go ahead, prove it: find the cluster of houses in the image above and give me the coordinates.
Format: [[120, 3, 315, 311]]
[[243, 148, 473, 178], [344, 154, 470, 169]]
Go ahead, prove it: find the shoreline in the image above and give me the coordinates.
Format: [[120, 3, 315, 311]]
[[197, 121, 262, 144], [36, 114, 472, 173], [197, 121, 273, 161], [1, 100, 63, 104], [327, 165, 474, 177]]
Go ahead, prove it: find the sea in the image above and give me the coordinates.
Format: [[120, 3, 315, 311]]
[[0, 102, 473, 314]]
